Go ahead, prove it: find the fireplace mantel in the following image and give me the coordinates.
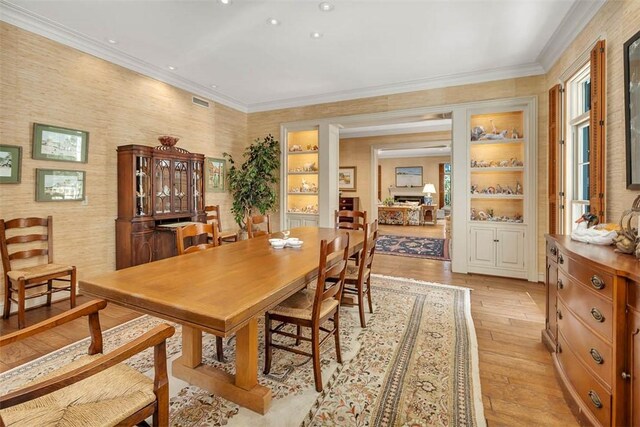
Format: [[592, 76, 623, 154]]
[[388, 186, 424, 198]]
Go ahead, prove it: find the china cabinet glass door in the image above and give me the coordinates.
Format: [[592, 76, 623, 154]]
[[135, 156, 151, 216]]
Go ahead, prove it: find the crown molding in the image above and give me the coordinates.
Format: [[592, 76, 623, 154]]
[[246, 62, 544, 113], [0, 0, 248, 113], [537, 0, 606, 71]]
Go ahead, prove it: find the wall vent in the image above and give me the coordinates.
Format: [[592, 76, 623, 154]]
[[192, 96, 210, 108]]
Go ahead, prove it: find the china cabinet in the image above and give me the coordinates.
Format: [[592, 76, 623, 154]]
[[115, 143, 205, 269]]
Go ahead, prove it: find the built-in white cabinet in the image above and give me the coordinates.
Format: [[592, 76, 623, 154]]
[[465, 100, 536, 281]]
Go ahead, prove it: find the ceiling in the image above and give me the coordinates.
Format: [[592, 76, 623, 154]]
[[2, 0, 604, 113]]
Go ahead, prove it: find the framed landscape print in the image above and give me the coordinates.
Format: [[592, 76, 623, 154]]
[[395, 166, 423, 187], [338, 166, 357, 192], [36, 169, 86, 202], [0, 145, 22, 183], [625, 30, 640, 189], [33, 123, 89, 163], [205, 157, 226, 192]]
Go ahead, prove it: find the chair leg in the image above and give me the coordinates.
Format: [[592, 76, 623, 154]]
[[69, 267, 77, 308], [295, 325, 302, 346], [46, 280, 52, 306], [263, 313, 273, 375], [366, 276, 374, 313], [333, 312, 342, 364], [2, 278, 10, 319], [311, 325, 323, 392], [18, 280, 26, 329], [216, 336, 225, 362], [357, 280, 366, 328]]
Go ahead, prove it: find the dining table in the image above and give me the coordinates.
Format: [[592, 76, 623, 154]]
[[80, 226, 364, 415]]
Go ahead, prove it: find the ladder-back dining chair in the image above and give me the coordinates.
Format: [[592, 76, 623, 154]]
[[175, 223, 225, 362], [0, 299, 174, 426], [247, 214, 271, 239], [264, 233, 350, 392], [335, 209, 367, 263], [342, 220, 379, 328], [0, 216, 76, 329], [204, 205, 238, 244]]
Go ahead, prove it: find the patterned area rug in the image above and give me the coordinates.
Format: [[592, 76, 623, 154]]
[[0, 275, 484, 426], [376, 235, 450, 261]]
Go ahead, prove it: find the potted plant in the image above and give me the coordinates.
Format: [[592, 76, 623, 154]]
[[224, 134, 280, 237]]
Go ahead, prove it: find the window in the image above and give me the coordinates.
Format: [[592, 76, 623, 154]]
[[566, 64, 591, 230], [443, 163, 451, 207]]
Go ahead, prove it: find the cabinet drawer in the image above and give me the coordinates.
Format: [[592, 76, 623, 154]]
[[557, 271, 612, 342], [557, 249, 612, 300], [557, 332, 612, 426], [557, 300, 612, 387]]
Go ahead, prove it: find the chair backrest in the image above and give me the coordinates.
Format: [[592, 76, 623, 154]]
[[0, 216, 54, 274], [247, 214, 271, 238], [359, 220, 379, 275], [176, 223, 218, 255], [334, 210, 367, 231], [204, 205, 222, 233], [312, 233, 350, 321]]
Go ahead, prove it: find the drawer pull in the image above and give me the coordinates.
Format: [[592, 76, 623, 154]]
[[589, 348, 604, 364], [557, 310, 563, 320], [557, 279, 564, 290], [550, 247, 557, 256], [622, 372, 631, 380], [590, 308, 605, 323], [588, 390, 603, 409], [558, 254, 564, 264], [590, 275, 605, 290]]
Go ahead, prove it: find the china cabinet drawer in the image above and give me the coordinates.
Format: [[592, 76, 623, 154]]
[[557, 332, 612, 426], [557, 249, 612, 300], [557, 300, 612, 387], [557, 270, 612, 342]]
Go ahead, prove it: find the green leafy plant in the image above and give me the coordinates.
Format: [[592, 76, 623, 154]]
[[224, 134, 281, 229], [383, 197, 395, 206]]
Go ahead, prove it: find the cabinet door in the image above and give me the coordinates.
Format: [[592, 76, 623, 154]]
[[546, 258, 558, 342], [288, 217, 302, 229], [496, 229, 525, 270], [629, 308, 640, 426], [131, 231, 154, 266], [469, 227, 495, 267], [302, 217, 319, 226]]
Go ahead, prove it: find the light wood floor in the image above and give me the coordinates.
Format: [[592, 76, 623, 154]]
[[0, 245, 577, 426]]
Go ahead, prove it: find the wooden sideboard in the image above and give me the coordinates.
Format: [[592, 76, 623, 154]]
[[543, 235, 640, 426]]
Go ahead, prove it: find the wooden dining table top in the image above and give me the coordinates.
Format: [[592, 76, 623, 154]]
[[80, 227, 364, 337]]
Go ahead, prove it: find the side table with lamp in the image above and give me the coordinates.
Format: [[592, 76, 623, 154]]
[[421, 183, 437, 225]]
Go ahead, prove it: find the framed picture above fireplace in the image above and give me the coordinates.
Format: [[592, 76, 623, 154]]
[[395, 166, 422, 187]]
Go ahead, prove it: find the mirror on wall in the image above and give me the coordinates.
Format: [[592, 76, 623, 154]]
[[625, 30, 640, 190]]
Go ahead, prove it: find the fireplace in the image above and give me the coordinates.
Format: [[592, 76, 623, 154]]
[[394, 195, 423, 203]]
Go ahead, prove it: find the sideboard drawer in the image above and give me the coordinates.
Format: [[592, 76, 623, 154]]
[[557, 299, 613, 387], [558, 332, 612, 426], [557, 270, 613, 342], [557, 250, 613, 300], [547, 239, 558, 263]]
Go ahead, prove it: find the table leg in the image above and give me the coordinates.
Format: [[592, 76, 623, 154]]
[[172, 318, 272, 414], [182, 325, 202, 368]]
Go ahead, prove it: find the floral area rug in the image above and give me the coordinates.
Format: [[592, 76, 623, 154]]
[[0, 275, 484, 426], [376, 235, 450, 261]]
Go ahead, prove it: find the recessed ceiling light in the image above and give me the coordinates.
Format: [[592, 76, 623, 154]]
[[310, 32, 323, 39], [107, 38, 118, 44], [218, 0, 231, 5], [267, 18, 280, 26], [168, 65, 176, 71], [318, 2, 334, 12], [210, 84, 217, 89]]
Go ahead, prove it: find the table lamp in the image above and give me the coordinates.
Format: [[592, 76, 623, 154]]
[[422, 183, 436, 205]]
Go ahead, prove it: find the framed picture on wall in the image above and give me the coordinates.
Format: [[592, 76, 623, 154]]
[[36, 168, 86, 201], [32, 123, 89, 163], [338, 166, 357, 192], [395, 166, 423, 187], [0, 145, 22, 183], [205, 157, 226, 192]]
